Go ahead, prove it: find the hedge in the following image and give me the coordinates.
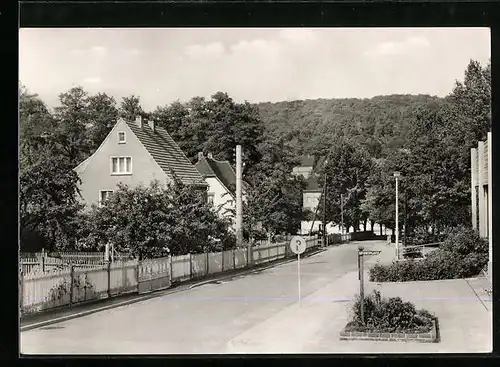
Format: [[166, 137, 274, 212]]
[[369, 227, 488, 282]]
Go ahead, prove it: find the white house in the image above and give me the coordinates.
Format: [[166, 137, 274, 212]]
[[73, 116, 208, 208], [195, 152, 247, 229]]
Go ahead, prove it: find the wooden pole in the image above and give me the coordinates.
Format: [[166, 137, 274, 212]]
[[19, 269, 24, 315], [236, 145, 243, 248], [70, 264, 74, 308], [206, 252, 209, 276], [189, 254, 193, 279], [107, 261, 111, 298], [221, 249, 224, 272]]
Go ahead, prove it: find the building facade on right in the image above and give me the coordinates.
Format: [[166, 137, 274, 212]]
[[470, 132, 492, 281]]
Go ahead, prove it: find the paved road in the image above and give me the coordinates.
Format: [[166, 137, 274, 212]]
[[20, 241, 384, 354]]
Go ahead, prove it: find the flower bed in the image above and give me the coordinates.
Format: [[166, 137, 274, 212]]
[[339, 320, 437, 343], [340, 290, 439, 343]]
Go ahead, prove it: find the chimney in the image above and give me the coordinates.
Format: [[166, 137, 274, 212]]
[[135, 115, 143, 129], [207, 153, 213, 159], [148, 119, 156, 133], [197, 152, 204, 161]]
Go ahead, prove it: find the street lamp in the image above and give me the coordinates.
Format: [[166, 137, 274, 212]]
[[393, 172, 401, 260]]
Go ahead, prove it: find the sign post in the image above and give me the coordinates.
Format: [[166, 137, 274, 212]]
[[358, 247, 364, 324], [358, 247, 381, 324], [290, 236, 306, 306]]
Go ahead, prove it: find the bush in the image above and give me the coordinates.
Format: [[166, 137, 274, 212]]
[[346, 290, 434, 333], [405, 230, 446, 247], [369, 227, 488, 282]]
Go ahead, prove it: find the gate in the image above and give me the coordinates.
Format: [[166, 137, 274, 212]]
[[137, 257, 171, 294]]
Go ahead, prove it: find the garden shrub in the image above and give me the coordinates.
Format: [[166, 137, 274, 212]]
[[346, 290, 434, 333], [369, 227, 488, 282]]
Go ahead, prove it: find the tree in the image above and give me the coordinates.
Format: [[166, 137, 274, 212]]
[[119, 95, 144, 121], [78, 181, 234, 258], [19, 84, 84, 252], [53, 86, 92, 166], [448, 59, 491, 146], [86, 93, 119, 151], [316, 139, 373, 232], [152, 92, 265, 179]]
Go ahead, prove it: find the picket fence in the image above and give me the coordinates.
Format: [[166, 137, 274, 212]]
[[20, 251, 130, 275], [20, 236, 321, 315]]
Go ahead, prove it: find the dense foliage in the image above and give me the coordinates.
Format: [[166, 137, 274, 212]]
[[369, 227, 488, 282], [76, 181, 234, 259], [19, 58, 490, 254]]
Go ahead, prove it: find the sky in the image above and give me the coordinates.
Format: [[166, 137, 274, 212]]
[[19, 27, 490, 111]]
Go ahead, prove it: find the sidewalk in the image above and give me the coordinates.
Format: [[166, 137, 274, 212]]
[[21, 247, 327, 332], [226, 246, 492, 354]]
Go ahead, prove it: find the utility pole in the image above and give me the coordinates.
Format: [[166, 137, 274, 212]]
[[236, 145, 244, 249]]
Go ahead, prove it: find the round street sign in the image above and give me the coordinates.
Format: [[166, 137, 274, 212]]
[[290, 236, 306, 255]]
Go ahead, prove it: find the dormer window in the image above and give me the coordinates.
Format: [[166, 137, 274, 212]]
[[118, 131, 126, 144]]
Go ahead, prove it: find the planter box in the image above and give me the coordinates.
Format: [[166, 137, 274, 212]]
[[339, 319, 438, 343]]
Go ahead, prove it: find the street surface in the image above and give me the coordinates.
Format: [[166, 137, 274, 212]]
[[20, 239, 491, 354], [21, 241, 383, 354]]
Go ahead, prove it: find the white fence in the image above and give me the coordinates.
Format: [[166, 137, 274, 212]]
[[20, 236, 320, 315], [21, 260, 138, 315]]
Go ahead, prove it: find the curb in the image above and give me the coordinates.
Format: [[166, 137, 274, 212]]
[[21, 247, 327, 332]]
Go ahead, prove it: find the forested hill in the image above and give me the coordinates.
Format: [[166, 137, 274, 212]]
[[254, 94, 444, 158]]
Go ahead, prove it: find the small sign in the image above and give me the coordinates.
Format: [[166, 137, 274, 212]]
[[290, 236, 306, 255], [359, 250, 381, 256]]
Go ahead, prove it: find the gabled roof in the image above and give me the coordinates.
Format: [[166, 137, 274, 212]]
[[195, 156, 248, 197], [125, 121, 207, 187], [299, 155, 315, 167]]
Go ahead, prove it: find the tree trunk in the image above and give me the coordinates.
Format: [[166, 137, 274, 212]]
[[391, 228, 395, 236], [379, 225, 383, 236], [363, 219, 368, 232], [370, 220, 374, 232]]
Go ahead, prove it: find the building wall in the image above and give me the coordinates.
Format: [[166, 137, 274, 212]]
[[303, 192, 321, 212], [205, 176, 236, 225], [299, 221, 388, 236], [74, 119, 171, 208], [470, 132, 492, 281], [292, 166, 313, 179]]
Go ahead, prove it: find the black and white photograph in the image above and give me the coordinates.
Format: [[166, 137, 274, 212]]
[[19, 27, 492, 354]]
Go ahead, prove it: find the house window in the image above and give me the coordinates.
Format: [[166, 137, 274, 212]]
[[208, 192, 215, 205], [118, 132, 126, 144], [99, 190, 114, 207], [111, 157, 132, 175]]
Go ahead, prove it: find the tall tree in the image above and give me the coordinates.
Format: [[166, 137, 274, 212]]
[[316, 139, 373, 232], [448, 59, 491, 146], [119, 95, 144, 121], [19, 84, 83, 251], [86, 93, 119, 151], [53, 86, 92, 166]]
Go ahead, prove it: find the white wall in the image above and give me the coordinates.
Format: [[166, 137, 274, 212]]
[[206, 176, 236, 225], [74, 120, 170, 208], [303, 192, 321, 212]]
